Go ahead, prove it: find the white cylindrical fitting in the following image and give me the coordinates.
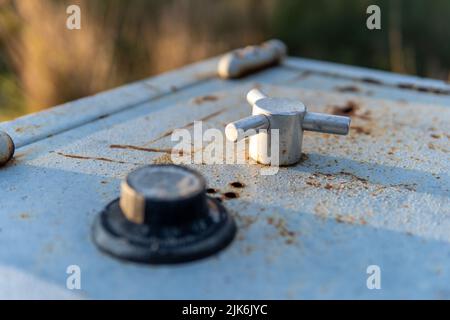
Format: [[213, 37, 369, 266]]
[[218, 39, 287, 79], [249, 96, 306, 166], [247, 88, 268, 106], [249, 111, 303, 166], [225, 114, 269, 142], [0, 131, 15, 167], [224, 89, 351, 167], [303, 112, 351, 135]]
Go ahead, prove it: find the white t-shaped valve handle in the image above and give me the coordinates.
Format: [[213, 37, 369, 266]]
[[225, 89, 351, 166]]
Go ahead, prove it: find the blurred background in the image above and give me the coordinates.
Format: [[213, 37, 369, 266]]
[[1, 0, 450, 120]]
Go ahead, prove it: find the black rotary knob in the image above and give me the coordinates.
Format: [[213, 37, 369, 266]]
[[93, 164, 236, 264]]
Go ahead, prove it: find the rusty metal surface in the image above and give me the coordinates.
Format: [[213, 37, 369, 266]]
[[0, 57, 449, 299]]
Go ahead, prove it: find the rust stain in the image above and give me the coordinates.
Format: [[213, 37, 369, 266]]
[[306, 171, 368, 190], [55, 152, 137, 165], [222, 192, 239, 200], [285, 65, 450, 96], [306, 178, 322, 188], [351, 126, 371, 135], [306, 171, 418, 194], [97, 114, 110, 120], [19, 212, 31, 220], [338, 171, 369, 183], [387, 147, 397, 155], [335, 214, 354, 224], [397, 83, 416, 90], [12, 147, 36, 161], [110, 144, 186, 155], [267, 217, 296, 244], [397, 83, 450, 95], [335, 214, 367, 225], [390, 183, 417, 192], [233, 211, 257, 230], [14, 124, 41, 133], [334, 85, 361, 93], [360, 77, 383, 85], [330, 101, 374, 136], [148, 109, 227, 144], [152, 153, 174, 165], [230, 181, 245, 188], [331, 101, 363, 117], [299, 153, 309, 162], [428, 142, 449, 153], [287, 71, 312, 82], [193, 95, 219, 104]]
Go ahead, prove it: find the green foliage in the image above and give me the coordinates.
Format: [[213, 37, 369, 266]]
[[272, 0, 450, 77], [0, 73, 24, 120], [272, 0, 387, 69]]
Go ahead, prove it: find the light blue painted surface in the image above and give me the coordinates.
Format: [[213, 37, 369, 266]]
[[0, 57, 449, 299]]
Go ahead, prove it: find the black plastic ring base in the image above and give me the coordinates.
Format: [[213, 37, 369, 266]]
[[92, 197, 236, 264]]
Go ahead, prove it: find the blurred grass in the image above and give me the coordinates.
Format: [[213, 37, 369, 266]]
[[1, 0, 450, 120]]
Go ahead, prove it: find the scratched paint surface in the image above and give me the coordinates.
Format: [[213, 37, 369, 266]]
[[0, 57, 449, 299]]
